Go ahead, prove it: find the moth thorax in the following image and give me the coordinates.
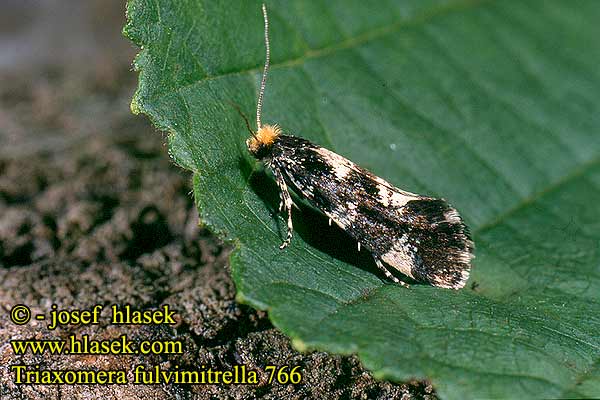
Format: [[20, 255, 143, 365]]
[[247, 124, 281, 158]]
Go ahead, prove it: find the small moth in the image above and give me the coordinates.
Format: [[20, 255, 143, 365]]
[[242, 4, 474, 289]]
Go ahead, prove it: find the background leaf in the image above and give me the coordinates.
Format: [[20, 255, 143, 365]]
[[124, 0, 600, 398]]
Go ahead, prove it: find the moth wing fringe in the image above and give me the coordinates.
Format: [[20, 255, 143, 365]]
[[401, 198, 474, 289]]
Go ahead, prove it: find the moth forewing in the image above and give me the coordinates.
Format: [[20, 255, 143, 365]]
[[269, 135, 473, 289]]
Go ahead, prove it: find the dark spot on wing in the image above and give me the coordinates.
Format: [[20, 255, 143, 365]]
[[313, 187, 333, 212], [348, 169, 379, 196], [302, 151, 333, 177]]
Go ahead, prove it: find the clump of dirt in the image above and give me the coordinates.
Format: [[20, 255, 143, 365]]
[[0, 71, 435, 399]]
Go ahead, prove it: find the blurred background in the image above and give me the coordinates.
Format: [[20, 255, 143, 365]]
[[0, 0, 138, 157]]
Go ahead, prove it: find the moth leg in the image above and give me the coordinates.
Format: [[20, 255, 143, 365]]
[[273, 169, 293, 249], [373, 257, 410, 288], [277, 187, 284, 212]]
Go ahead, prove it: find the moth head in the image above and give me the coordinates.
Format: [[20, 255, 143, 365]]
[[246, 124, 281, 159]]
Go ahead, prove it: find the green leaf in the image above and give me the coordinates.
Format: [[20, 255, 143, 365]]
[[124, 0, 600, 398]]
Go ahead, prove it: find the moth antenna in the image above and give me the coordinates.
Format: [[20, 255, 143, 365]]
[[228, 101, 257, 138], [256, 3, 270, 130]]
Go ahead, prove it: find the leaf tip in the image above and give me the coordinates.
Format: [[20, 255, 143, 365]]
[[235, 291, 248, 304]]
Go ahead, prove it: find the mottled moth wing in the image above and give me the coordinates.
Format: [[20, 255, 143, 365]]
[[269, 135, 474, 289]]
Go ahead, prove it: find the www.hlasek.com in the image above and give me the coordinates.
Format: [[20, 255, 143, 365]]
[[11, 333, 182, 356]]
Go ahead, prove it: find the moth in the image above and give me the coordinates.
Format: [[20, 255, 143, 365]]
[[241, 4, 474, 289]]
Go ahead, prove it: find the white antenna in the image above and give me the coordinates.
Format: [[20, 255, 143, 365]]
[[256, 3, 270, 130]]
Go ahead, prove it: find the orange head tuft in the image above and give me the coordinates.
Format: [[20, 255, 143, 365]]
[[247, 124, 281, 158]]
